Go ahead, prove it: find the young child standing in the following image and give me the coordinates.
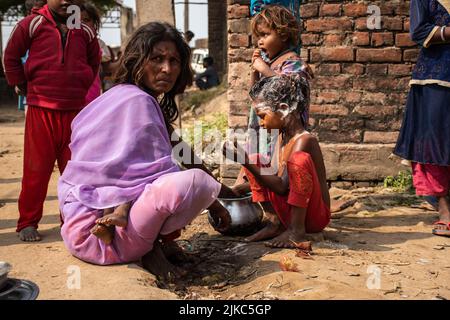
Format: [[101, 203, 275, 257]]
[[249, 5, 312, 132], [3, 0, 101, 242], [224, 74, 330, 248]]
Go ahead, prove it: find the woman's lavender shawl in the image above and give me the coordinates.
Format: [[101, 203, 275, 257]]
[[58, 84, 179, 211]]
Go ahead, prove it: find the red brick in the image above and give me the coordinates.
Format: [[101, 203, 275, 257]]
[[313, 75, 353, 90], [228, 48, 253, 63], [382, 17, 403, 31], [361, 92, 388, 105], [319, 118, 340, 130], [323, 34, 345, 46], [227, 4, 249, 19], [353, 32, 370, 46], [344, 92, 362, 103], [366, 119, 402, 131], [387, 93, 408, 105], [395, 33, 417, 47], [371, 32, 394, 47], [311, 47, 354, 62], [363, 131, 399, 144], [356, 48, 402, 62], [353, 105, 400, 117], [388, 64, 412, 76], [306, 18, 352, 32], [355, 18, 369, 31], [343, 3, 368, 17], [403, 49, 420, 62], [318, 130, 362, 143], [316, 64, 341, 75], [228, 19, 250, 34], [315, 90, 341, 103], [395, 3, 410, 15], [228, 34, 249, 48], [300, 3, 319, 18], [342, 63, 365, 75], [310, 104, 349, 116], [366, 64, 388, 75], [379, 3, 394, 15], [301, 34, 321, 46], [320, 4, 341, 16], [353, 76, 410, 92]]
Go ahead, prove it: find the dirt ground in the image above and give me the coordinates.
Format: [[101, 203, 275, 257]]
[[0, 104, 449, 300]]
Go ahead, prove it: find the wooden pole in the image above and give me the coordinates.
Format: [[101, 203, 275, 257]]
[[184, 0, 189, 33]]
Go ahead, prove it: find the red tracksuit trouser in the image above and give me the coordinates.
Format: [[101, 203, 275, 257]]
[[17, 105, 79, 232]]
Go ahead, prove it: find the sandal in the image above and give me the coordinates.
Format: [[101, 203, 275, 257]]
[[432, 221, 450, 237]]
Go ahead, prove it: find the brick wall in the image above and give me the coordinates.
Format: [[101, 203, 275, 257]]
[[225, 0, 413, 184]]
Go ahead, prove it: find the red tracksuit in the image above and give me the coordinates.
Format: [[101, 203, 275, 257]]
[[3, 5, 100, 232]]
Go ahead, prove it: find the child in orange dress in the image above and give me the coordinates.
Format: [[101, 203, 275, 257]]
[[224, 74, 330, 248]]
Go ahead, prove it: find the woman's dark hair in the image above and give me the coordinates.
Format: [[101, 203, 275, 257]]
[[113, 22, 193, 124], [80, 1, 101, 32]]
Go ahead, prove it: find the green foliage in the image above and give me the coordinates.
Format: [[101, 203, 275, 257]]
[[184, 112, 228, 147], [384, 170, 414, 193]]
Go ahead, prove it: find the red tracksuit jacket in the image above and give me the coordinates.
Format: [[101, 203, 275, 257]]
[[3, 4, 100, 110]]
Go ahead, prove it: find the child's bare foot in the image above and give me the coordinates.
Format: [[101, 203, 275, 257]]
[[90, 224, 115, 245], [264, 229, 307, 248], [96, 212, 128, 228], [18, 226, 42, 242], [245, 220, 284, 242], [142, 241, 187, 281]]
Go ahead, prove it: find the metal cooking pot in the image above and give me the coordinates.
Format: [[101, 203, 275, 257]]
[[0, 262, 12, 291], [208, 194, 264, 236]]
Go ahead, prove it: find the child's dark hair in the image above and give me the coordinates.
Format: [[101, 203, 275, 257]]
[[203, 56, 214, 66], [251, 5, 300, 48], [249, 74, 310, 119], [80, 1, 101, 32], [113, 22, 193, 124]]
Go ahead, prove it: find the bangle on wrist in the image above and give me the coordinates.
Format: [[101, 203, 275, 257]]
[[440, 26, 447, 42]]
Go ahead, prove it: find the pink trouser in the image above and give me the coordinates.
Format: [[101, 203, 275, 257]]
[[61, 169, 221, 265], [411, 162, 450, 197]]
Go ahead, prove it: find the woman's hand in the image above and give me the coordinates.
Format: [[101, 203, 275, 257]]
[[232, 183, 251, 197], [222, 140, 249, 165]]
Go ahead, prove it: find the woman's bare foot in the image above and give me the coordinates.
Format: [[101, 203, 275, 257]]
[[18, 226, 41, 242], [90, 224, 115, 245], [96, 212, 128, 228], [142, 241, 187, 281], [264, 229, 307, 248]]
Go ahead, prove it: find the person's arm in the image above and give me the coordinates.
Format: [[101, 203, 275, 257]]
[[253, 57, 276, 78], [3, 21, 32, 91], [410, 0, 450, 47], [223, 141, 288, 195]]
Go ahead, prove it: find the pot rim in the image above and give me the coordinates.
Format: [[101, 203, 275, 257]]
[[217, 193, 252, 201]]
